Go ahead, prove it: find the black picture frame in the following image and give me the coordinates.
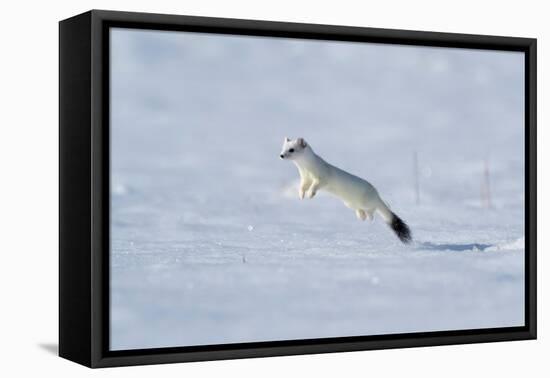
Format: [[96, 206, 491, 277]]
[[59, 9, 537, 368]]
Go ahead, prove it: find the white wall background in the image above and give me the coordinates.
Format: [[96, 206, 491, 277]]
[[0, 0, 546, 376]]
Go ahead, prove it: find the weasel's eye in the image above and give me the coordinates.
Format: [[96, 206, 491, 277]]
[[289, 148, 295, 153]]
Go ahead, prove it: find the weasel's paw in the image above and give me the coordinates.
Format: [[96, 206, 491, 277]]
[[356, 209, 366, 221], [307, 189, 317, 198], [298, 189, 305, 200]]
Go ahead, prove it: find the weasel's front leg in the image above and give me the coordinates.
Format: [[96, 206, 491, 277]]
[[366, 209, 375, 221], [299, 177, 312, 200], [307, 179, 320, 198]]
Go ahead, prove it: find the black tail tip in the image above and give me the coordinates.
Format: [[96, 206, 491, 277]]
[[391, 213, 412, 244]]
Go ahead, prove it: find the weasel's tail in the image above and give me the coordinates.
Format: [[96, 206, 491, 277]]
[[377, 201, 412, 244]]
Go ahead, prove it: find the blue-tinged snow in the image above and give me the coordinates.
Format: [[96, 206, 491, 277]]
[[109, 28, 525, 350]]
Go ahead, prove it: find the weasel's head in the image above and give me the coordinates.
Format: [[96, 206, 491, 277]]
[[280, 137, 308, 160]]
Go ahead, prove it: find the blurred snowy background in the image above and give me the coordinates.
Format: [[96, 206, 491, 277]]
[[110, 28, 525, 350]]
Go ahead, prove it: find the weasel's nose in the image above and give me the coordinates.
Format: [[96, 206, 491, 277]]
[[280, 154, 284, 159]]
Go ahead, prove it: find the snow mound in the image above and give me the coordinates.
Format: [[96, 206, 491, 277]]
[[280, 179, 300, 199], [486, 237, 525, 252]]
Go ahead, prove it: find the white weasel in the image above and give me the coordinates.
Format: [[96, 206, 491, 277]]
[[280, 137, 412, 243]]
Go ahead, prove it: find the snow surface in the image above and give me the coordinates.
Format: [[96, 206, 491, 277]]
[[109, 28, 525, 350]]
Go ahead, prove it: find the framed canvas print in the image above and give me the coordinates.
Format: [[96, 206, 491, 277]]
[[59, 10, 536, 368]]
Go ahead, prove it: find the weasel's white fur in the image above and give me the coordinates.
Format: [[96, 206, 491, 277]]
[[280, 137, 412, 243]]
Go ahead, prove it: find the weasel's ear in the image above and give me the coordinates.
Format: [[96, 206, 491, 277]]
[[284, 137, 291, 143], [297, 138, 307, 148]]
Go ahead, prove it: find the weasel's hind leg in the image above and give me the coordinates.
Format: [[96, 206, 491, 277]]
[[356, 209, 367, 221]]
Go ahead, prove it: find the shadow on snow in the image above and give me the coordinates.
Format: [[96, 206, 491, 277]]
[[417, 241, 493, 252]]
